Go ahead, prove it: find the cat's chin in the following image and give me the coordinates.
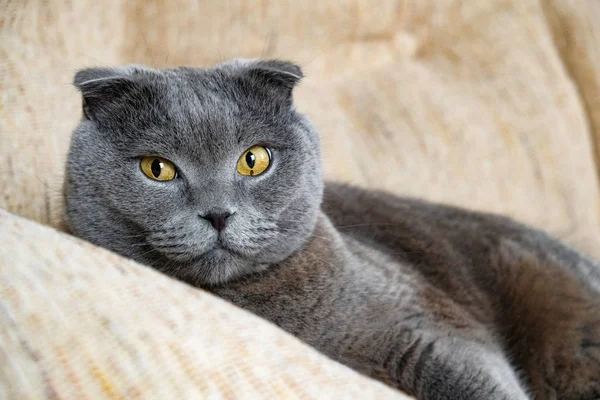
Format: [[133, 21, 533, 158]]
[[155, 244, 267, 287]]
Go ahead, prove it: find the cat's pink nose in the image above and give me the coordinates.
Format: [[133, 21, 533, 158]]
[[200, 211, 232, 232]]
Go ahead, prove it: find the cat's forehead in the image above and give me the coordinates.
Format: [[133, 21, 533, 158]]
[[153, 69, 241, 115], [105, 67, 231, 121], [118, 69, 289, 157]]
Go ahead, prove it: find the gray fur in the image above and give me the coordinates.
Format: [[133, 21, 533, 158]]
[[65, 59, 600, 400], [66, 59, 322, 285]]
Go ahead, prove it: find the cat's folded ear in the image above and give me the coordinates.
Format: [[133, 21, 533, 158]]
[[246, 59, 303, 88], [223, 59, 304, 105], [73, 65, 151, 121]]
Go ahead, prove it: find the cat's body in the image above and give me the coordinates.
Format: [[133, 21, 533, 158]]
[[216, 184, 600, 399], [64, 60, 600, 400]]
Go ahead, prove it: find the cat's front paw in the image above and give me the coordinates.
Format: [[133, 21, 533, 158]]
[[389, 337, 529, 400], [537, 320, 600, 400]]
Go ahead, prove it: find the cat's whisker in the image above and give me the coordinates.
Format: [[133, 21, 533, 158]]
[[146, 256, 169, 271], [297, 248, 338, 272], [129, 242, 150, 248], [117, 228, 181, 239], [116, 234, 150, 240], [334, 223, 408, 229], [260, 31, 270, 59], [276, 222, 424, 241], [276, 227, 331, 242], [34, 175, 63, 195], [136, 246, 166, 259], [155, 257, 176, 274], [136, 9, 156, 68]]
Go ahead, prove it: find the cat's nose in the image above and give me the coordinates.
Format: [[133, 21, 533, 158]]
[[200, 211, 233, 232]]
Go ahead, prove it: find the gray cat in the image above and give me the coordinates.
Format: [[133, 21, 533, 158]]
[[64, 59, 600, 400]]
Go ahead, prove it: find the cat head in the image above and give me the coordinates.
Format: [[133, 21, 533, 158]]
[[64, 59, 323, 286]]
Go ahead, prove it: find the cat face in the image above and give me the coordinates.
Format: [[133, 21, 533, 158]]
[[64, 60, 323, 286]]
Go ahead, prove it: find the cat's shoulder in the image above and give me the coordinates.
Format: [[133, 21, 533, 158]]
[[322, 181, 599, 276]]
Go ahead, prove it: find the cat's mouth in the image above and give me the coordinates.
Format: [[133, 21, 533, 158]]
[[143, 230, 254, 266], [211, 240, 246, 259], [153, 242, 245, 267]]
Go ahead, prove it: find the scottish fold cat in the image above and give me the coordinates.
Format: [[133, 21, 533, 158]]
[[64, 59, 600, 400]]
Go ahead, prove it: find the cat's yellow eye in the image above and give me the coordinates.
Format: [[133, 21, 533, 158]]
[[237, 146, 271, 176], [140, 157, 177, 181]]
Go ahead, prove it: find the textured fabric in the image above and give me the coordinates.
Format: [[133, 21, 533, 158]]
[[2, 0, 600, 398], [542, 0, 600, 194], [0, 210, 409, 399]]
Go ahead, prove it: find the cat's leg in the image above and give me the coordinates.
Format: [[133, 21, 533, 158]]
[[385, 334, 529, 400], [519, 304, 600, 400], [534, 326, 600, 400], [491, 244, 600, 400]]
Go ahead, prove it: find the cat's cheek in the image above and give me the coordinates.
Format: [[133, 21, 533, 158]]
[[127, 178, 187, 216]]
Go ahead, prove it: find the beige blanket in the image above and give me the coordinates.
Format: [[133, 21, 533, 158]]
[[0, 210, 407, 399], [2, 0, 600, 398]]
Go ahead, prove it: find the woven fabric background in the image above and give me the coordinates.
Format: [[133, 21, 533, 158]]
[[2, 0, 600, 398]]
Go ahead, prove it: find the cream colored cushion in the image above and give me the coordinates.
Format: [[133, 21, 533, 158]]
[[0, 210, 409, 399]]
